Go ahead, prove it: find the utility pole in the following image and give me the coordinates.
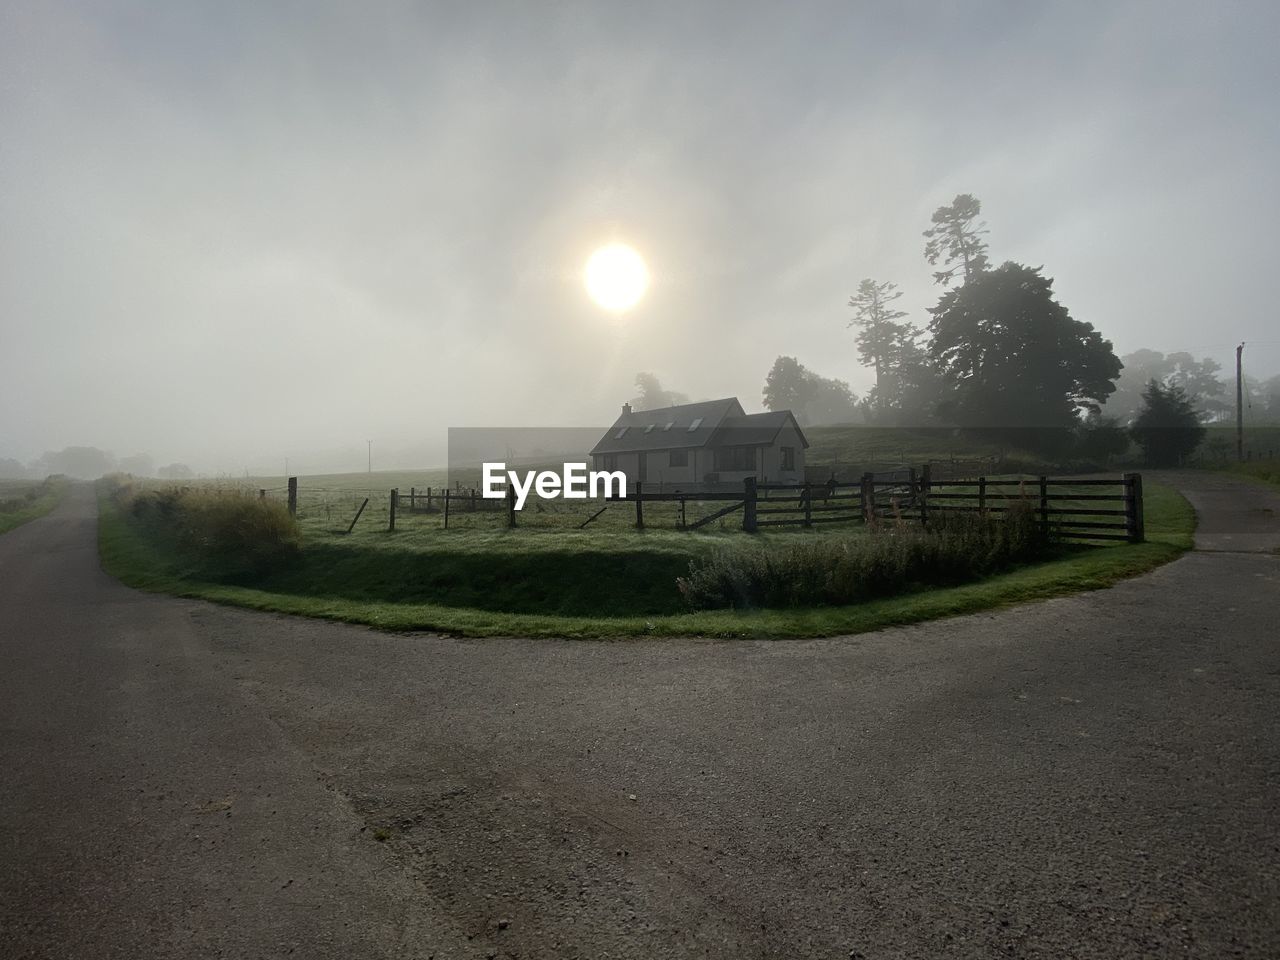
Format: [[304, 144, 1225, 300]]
[[367, 440, 372, 475], [1236, 342, 1245, 462]]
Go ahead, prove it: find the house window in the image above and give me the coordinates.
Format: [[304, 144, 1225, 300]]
[[714, 446, 755, 472], [781, 446, 795, 471], [669, 449, 688, 467]]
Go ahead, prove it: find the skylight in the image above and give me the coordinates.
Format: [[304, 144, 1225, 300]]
[[688, 417, 703, 432], [614, 426, 628, 439], [644, 424, 655, 433], [663, 422, 674, 431]]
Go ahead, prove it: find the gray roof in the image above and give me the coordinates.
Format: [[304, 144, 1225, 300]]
[[590, 398, 743, 455], [590, 398, 807, 455], [712, 411, 809, 449]]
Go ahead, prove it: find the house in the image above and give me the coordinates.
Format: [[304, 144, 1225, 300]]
[[589, 397, 808, 489]]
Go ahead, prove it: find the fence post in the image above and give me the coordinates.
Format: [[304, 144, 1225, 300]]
[[259, 488, 266, 500], [388, 488, 397, 531], [287, 476, 297, 517], [1038, 476, 1049, 536], [635, 481, 644, 529], [443, 489, 450, 529], [860, 472, 874, 523], [1124, 472, 1145, 543], [978, 476, 987, 514], [426, 486, 432, 509], [507, 484, 516, 528], [919, 474, 929, 527], [679, 497, 686, 530], [409, 487, 415, 511], [471, 488, 478, 512], [803, 482, 812, 527], [742, 476, 758, 532]]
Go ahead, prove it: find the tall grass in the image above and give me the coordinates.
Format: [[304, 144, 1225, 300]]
[[677, 504, 1049, 610], [104, 476, 300, 580]]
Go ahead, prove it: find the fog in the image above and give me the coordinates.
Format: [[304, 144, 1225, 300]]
[[3, 1, 1278, 475]]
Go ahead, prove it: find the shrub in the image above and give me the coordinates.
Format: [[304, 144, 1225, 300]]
[[677, 503, 1048, 610], [114, 483, 300, 580]]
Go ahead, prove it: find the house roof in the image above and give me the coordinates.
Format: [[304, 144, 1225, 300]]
[[589, 398, 743, 455], [590, 398, 808, 454], [712, 411, 809, 449]]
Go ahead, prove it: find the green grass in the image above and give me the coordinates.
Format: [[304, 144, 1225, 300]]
[[1197, 457, 1280, 490], [98, 478, 1195, 639], [0, 477, 68, 535]]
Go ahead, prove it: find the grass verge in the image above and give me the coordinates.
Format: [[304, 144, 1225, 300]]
[[0, 478, 69, 536], [97, 479, 1195, 639]]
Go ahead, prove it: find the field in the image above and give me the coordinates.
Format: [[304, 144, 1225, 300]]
[[0, 477, 68, 536], [98, 467, 1194, 638]]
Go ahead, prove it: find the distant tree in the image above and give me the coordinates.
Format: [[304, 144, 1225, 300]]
[[157, 463, 195, 480], [0, 457, 29, 479], [33, 446, 116, 480], [1256, 373, 1280, 423], [1130, 380, 1205, 466], [762, 356, 808, 413], [847, 278, 927, 416], [923, 193, 990, 287], [762, 356, 859, 426], [632, 373, 689, 411], [117, 453, 154, 477], [1104, 349, 1229, 424], [928, 262, 1121, 446]]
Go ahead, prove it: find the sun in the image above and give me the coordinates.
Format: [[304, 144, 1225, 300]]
[[584, 243, 649, 313]]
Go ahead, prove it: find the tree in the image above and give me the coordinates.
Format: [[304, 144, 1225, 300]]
[[0, 457, 30, 479], [847, 278, 928, 419], [1103, 349, 1229, 424], [631, 373, 688, 411], [157, 463, 194, 480], [928, 262, 1121, 445], [1130, 380, 1205, 466], [923, 193, 990, 287], [1074, 412, 1130, 463], [32, 446, 116, 479], [762, 356, 859, 425]]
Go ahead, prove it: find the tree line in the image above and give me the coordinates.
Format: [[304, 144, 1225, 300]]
[[631, 193, 1280, 465]]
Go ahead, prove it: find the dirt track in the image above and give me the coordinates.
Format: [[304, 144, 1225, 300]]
[[2, 473, 1278, 959]]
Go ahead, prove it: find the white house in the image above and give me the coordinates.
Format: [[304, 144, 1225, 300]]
[[589, 397, 808, 489]]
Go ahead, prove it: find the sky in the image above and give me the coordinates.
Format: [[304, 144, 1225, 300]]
[[3, 1, 1278, 474]]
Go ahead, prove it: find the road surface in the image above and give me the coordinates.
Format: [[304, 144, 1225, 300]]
[[2, 473, 1278, 959]]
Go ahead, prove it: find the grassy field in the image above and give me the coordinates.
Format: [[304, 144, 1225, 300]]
[[98, 475, 1194, 639], [0, 477, 68, 536]]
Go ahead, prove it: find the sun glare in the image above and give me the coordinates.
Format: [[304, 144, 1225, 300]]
[[584, 243, 649, 313]]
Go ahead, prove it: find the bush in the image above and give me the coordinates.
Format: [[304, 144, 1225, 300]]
[[677, 504, 1049, 610], [114, 482, 300, 579]]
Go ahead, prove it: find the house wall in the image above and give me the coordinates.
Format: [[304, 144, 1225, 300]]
[[593, 428, 805, 490], [759, 423, 806, 482]]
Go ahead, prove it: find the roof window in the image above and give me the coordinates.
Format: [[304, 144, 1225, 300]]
[[688, 417, 703, 432]]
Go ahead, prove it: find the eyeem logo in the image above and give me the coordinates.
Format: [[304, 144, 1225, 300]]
[[482, 462, 626, 511]]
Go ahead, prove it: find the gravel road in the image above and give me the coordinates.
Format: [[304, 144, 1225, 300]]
[[2, 472, 1277, 959]]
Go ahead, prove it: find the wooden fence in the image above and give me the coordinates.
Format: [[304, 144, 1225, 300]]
[[270, 468, 1145, 543]]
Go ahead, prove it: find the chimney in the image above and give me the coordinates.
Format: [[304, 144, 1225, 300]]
[[622, 402, 632, 416]]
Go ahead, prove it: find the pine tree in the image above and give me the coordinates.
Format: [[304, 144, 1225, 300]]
[[923, 193, 990, 286]]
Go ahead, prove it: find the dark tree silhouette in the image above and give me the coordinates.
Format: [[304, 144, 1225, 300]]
[[923, 193, 990, 286], [1130, 380, 1206, 466], [928, 263, 1121, 443], [762, 356, 859, 425], [847, 278, 926, 417]]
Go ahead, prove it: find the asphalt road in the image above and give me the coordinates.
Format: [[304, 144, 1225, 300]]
[[1, 473, 1277, 959]]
